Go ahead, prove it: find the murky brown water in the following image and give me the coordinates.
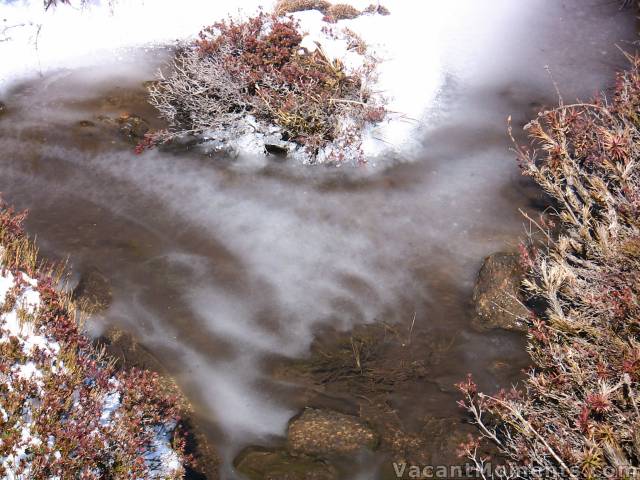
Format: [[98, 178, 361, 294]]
[[0, 1, 636, 478]]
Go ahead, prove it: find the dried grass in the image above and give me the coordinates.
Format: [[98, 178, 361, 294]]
[[274, 0, 331, 16], [326, 3, 361, 20], [458, 55, 640, 479]]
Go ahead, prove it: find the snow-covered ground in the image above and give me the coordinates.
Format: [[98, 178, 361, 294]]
[[0, 0, 490, 162], [0, 245, 183, 479]]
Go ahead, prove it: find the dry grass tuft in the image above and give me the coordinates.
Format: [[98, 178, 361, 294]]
[[326, 3, 361, 20], [364, 3, 390, 15], [457, 54, 640, 479], [274, 0, 331, 15]]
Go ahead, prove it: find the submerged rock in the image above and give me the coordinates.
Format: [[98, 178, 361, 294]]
[[472, 252, 529, 331], [0, 101, 6, 116], [72, 267, 112, 312], [97, 328, 165, 372], [76, 119, 96, 128], [234, 447, 338, 480], [420, 416, 469, 464], [287, 408, 379, 456], [116, 113, 149, 141]]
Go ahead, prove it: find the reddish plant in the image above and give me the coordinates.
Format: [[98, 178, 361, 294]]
[[458, 55, 640, 479], [0, 203, 188, 478], [147, 10, 385, 162]]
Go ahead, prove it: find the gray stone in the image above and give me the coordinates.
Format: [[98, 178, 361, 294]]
[[265, 143, 289, 157]]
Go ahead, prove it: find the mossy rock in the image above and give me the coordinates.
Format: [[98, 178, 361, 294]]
[[471, 252, 529, 332], [234, 447, 338, 480], [72, 266, 112, 313], [96, 328, 165, 373], [287, 408, 379, 456], [115, 113, 149, 141]]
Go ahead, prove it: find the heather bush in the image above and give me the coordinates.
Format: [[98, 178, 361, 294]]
[[0, 201, 187, 479], [458, 55, 640, 479], [146, 10, 384, 163]]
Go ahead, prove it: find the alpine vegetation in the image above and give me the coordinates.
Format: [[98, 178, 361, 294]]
[[458, 55, 640, 479], [0, 203, 187, 479], [144, 5, 388, 164]]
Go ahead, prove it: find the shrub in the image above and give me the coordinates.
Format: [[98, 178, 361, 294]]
[[364, 3, 390, 16], [326, 3, 361, 20], [274, 0, 331, 16], [147, 11, 384, 162], [457, 55, 640, 479], [0, 201, 187, 479], [343, 27, 367, 55]]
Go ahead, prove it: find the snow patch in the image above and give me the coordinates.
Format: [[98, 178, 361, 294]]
[[0, 0, 466, 162]]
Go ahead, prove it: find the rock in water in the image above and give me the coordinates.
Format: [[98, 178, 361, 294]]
[[265, 143, 289, 157], [234, 447, 338, 480], [97, 328, 164, 372], [0, 102, 6, 116], [287, 408, 379, 456], [472, 252, 529, 331], [76, 120, 96, 128], [116, 113, 149, 141], [73, 267, 112, 312]]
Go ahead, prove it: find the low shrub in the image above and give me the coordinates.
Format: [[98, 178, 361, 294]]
[[364, 3, 390, 16], [146, 10, 384, 162], [274, 0, 331, 16], [326, 3, 361, 20], [0, 201, 187, 479], [457, 55, 640, 479]]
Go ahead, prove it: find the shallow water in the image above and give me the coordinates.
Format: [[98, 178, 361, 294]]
[[0, 0, 636, 478]]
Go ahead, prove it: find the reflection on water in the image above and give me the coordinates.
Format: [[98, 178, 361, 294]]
[[0, 0, 635, 476]]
